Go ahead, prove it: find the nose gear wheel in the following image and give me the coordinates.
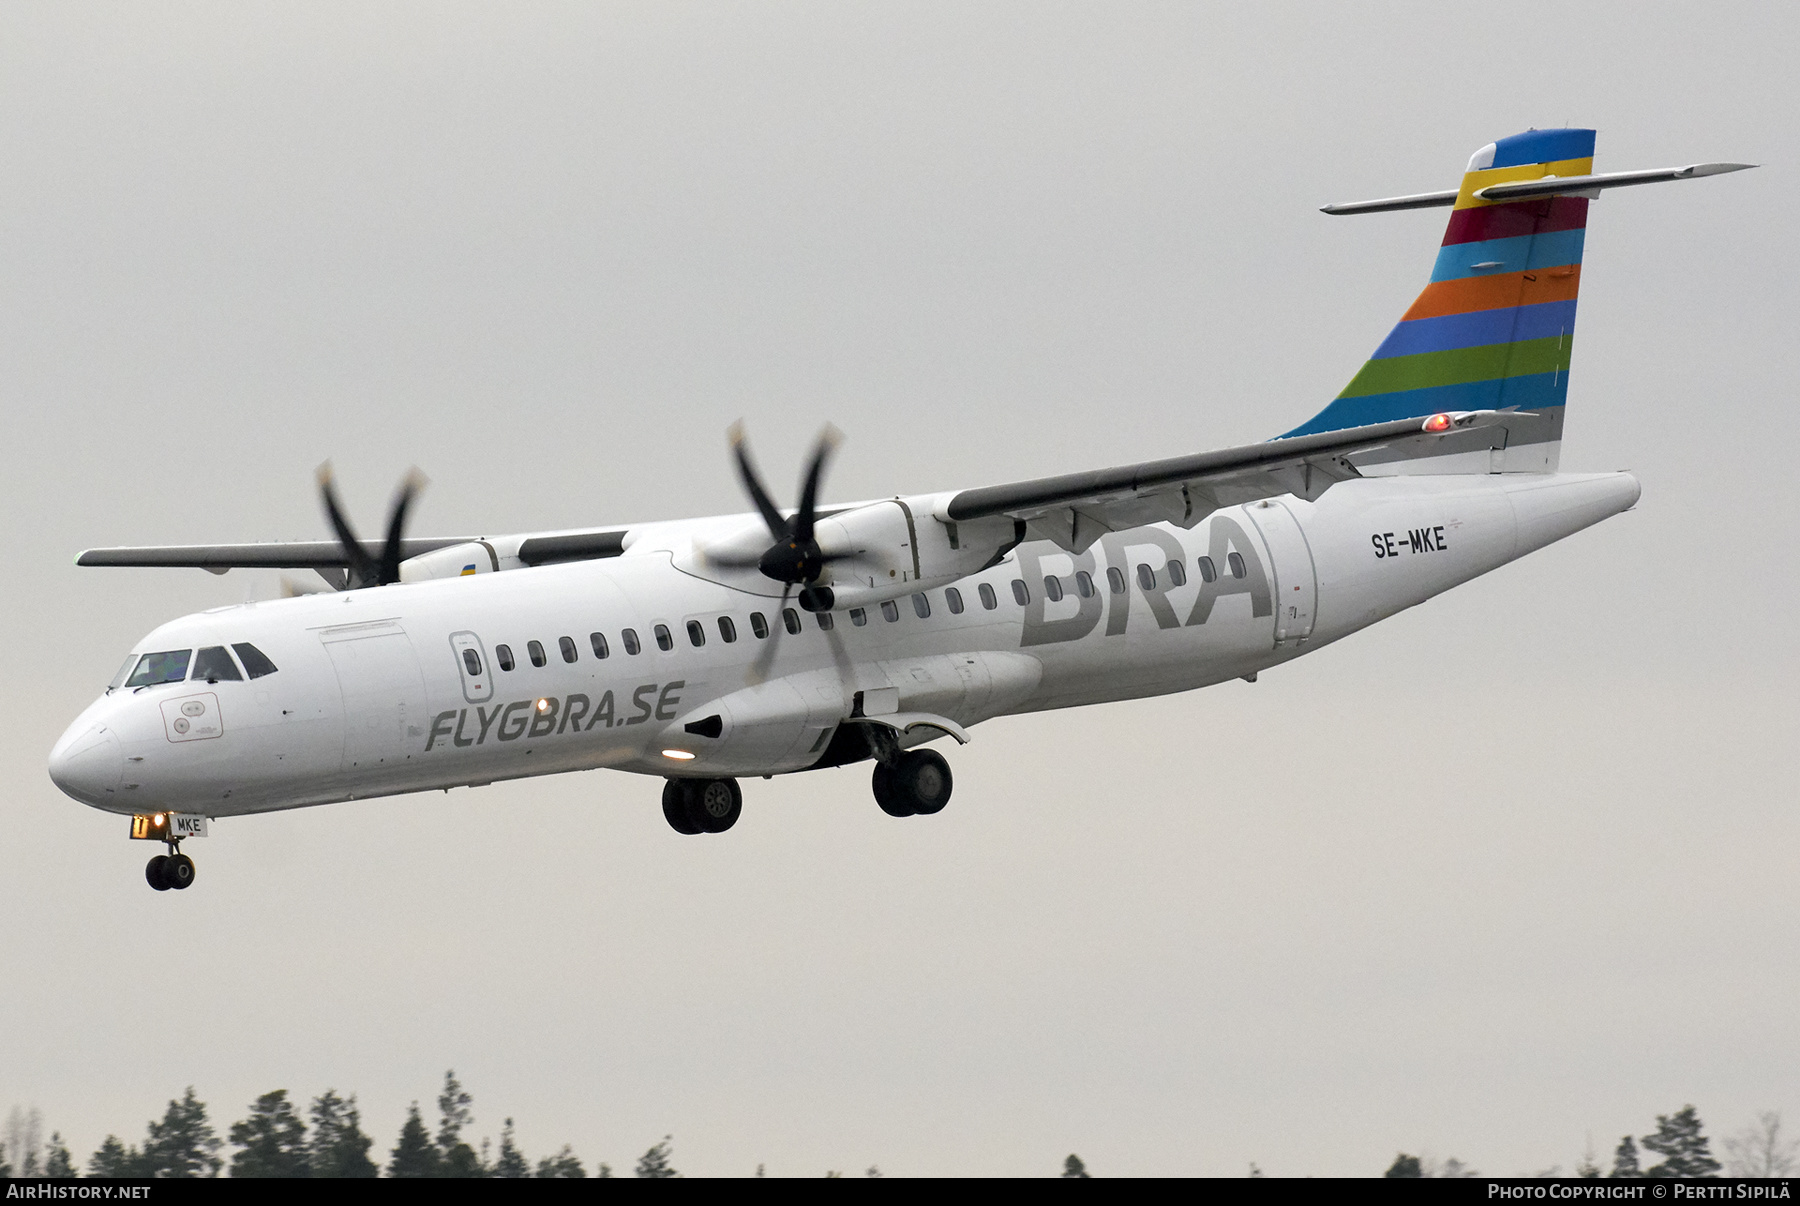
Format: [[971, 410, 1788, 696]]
[[145, 851, 196, 891]]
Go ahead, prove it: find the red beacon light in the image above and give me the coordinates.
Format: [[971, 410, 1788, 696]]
[[1422, 412, 1454, 433]]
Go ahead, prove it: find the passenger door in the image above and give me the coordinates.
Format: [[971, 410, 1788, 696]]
[[1245, 499, 1318, 644]]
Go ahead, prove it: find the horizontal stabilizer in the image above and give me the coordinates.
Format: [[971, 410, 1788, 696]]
[[1323, 162, 1754, 215], [1474, 162, 1755, 202], [1321, 189, 1459, 216]]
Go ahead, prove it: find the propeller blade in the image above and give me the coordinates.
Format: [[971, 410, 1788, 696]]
[[820, 608, 856, 686], [791, 424, 841, 546], [728, 421, 790, 541], [746, 585, 794, 686], [378, 469, 427, 585], [316, 462, 379, 588], [700, 549, 771, 570]]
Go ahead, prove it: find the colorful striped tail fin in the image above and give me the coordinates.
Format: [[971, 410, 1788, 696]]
[[1288, 129, 1595, 473]]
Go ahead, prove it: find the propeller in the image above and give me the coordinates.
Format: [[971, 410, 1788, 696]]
[[711, 422, 862, 684], [316, 462, 427, 589], [714, 421, 849, 609]]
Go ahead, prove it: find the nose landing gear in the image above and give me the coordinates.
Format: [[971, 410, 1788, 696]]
[[662, 778, 743, 835], [145, 849, 195, 891], [132, 813, 202, 891]]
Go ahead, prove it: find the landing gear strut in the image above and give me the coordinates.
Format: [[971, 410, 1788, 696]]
[[662, 778, 743, 835], [872, 749, 953, 818]]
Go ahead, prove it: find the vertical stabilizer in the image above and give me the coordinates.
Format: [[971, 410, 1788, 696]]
[[1288, 129, 1596, 474]]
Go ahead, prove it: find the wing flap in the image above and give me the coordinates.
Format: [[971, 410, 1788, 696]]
[[941, 413, 1507, 553]]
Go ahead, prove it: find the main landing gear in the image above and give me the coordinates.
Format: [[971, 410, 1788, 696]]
[[872, 748, 953, 818], [662, 778, 743, 835], [146, 848, 195, 891]]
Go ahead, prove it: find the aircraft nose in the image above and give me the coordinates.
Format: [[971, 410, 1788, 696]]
[[48, 722, 124, 805]]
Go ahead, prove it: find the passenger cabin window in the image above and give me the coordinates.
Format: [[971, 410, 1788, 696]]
[[849, 607, 867, 627], [528, 640, 548, 667], [1043, 576, 1064, 603], [750, 612, 769, 640], [1136, 563, 1156, 592], [654, 624, 674, 652], [815, 611, 834, 631], [462, 649, 483, 677], [1228, 551, 1247, 579], [881, 600, 899, 623], [496, 644, 516, 671], [126, 650, 192, 688], [232, 643, 278, 679], [191, 646, 243, 683], [945, 587, 964, 614], [978, 583, 997, 610], [913, 593, 931, 619], [1107, 567, 1126, 595], [782, 609, 801, 635], [1167, 560, 1187, 587], [686, 620, 706, 647], [1075, 571, 1095, 598], [1197, 556, 1218, 583], [590, 632, 610, 659], [559, 636, 578, 663], [622, 628, 641, 655], [1011, 579, 1030, 606], [718, 616, 737, 643]]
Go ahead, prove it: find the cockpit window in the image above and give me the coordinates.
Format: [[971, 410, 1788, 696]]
[[232, 643, 279, 679], [125, 650, 192, 688], [191, 646, 244, 683], [108, 655, 137, 691]]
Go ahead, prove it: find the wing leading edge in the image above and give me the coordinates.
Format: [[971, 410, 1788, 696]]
[[76, 529, 631, 578]]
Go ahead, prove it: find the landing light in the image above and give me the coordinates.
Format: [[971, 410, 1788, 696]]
[[535, 698, 550, 712], [661, 749, 696, 761], [154, 813, 165, 825], [1422, 412, 1453, 433]]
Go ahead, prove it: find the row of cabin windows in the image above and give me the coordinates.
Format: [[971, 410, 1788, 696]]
[[487, 608, 814, 673], [478, 553, 1247, 674]]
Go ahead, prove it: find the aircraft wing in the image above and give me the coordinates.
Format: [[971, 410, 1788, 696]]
[[75, 529, 632, 577], [939, 410, 1509, 553], [76, 413, 1507, 578]]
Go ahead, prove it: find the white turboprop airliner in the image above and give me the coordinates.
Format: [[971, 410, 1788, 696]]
[[50, 129, 1750, 891]]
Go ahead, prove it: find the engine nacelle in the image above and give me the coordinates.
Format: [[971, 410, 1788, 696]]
[[398, 542, 498, 583], [814, 496, 1017, 609]]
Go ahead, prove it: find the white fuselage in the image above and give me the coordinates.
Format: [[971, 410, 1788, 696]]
[[49, 471, 1638, 818]]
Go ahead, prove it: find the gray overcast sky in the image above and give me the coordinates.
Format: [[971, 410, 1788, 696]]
[[4, 1, 1795, 1177]]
